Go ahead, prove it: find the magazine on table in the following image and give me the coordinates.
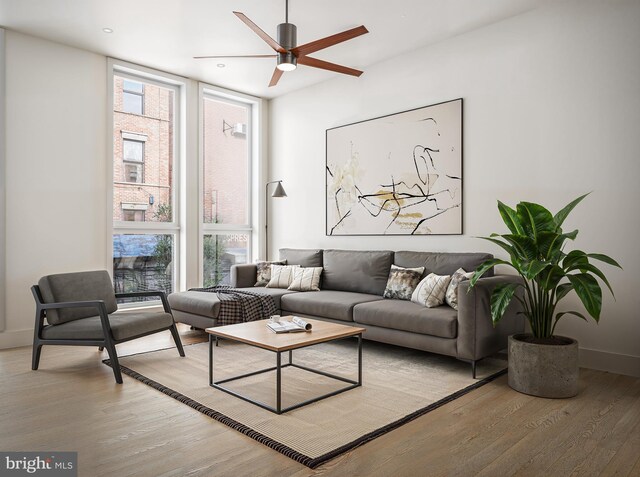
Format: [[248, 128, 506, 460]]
[[266, 316, 312, 334]]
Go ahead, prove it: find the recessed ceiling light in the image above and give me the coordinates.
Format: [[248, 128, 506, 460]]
[[217, 63, 226, 68], [102, 28, 114, 33]]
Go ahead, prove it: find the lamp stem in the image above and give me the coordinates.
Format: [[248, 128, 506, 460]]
[[285, 0, 289, 23], [265, 183, 269, 261]]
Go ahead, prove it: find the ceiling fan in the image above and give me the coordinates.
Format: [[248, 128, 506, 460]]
[[194, 0, 369, 87]]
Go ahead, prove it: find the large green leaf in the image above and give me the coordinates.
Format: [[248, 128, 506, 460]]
[[497, 201, 524, 235], [553, 193, 590, 230], [479, 236, 517, 260], [568, 274, 602, 321], [555, 282, 574, 301], [490, 283, 520, 326], [587, 253, 622, 269], [555, 311, 588, 322], [563, 250, 588, 271], [469, 259, 513, 287], [537, 230, 577, 262], [523, 260, 549, 280], [540, 265, 565, 291], [516, 202, 555, 240], [502, 234, 538, 262], [568, 262, 615, 297]]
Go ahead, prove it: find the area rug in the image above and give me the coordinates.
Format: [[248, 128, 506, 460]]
[[105, 340, 505, 468]]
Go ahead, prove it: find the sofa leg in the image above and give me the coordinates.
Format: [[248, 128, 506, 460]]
[[471, 360, 477, 379], [98, 346, 104, 351]]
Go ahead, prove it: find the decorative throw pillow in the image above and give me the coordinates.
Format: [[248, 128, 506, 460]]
[[383, 265, 425, 300], [411, 273, 452, 308], [254, 260, 286, 287], [288, 267, 323, 292], [266, 264, 300, 289], [445, 268, 475, 310]]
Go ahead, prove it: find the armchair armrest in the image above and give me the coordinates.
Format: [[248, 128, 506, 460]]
[[456, 275, 525, 361], [115, 290, 171, 313], [230, 264, 258, 288]]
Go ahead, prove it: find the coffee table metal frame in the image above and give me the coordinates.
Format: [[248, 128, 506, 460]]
[[208, 333, 363, 415]]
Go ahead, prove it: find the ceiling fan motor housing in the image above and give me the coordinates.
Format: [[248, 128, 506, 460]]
[[277, 22, 297, 68]]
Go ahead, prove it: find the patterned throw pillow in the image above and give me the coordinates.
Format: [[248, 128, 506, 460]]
[[411, 273, 452, 308], [445, 268, 475, 310], [266, 264, 300, 289], [383, 265, 425, 300], [288, 267, 323, 291], [254, 260, 286, 287]]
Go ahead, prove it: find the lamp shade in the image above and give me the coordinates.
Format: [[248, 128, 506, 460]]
[[272, 181, 287, 198]]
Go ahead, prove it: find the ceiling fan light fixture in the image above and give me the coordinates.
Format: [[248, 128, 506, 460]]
[[276, 52, 297, 71]]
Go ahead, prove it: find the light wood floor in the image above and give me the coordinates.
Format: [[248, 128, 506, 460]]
[[1, 324, 638, 477]]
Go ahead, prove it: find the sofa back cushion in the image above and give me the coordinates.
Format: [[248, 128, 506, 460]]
[[279, 248, 323, 267], [323, 249, 393, 295], [393, 251, 494, 278], [38, 270, 118, 325]]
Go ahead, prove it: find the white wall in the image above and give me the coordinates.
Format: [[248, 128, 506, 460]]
[[269, 0, 640, 376], [0, 31, 108, 347]]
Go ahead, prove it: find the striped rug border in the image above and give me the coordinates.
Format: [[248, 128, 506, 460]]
[[103, 356, 506, 469]]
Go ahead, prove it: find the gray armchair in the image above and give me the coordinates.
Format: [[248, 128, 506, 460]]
[[31, 270, 185, 383]]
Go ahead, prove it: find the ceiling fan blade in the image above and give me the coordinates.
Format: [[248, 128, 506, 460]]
[[233, 11, 287, 53], [269, 67, 284, 87], [297, 56, 363, 77], [291, 25, 368, 57], [193, 55, 277, 59]]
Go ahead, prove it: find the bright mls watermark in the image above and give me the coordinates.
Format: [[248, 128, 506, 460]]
[[0, 452, 77, 476]]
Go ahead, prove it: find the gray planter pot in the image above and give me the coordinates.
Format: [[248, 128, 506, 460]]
[[508, 333, 579, 398]]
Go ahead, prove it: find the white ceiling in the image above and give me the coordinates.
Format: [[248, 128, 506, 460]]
[[0, 0, 548, 98]]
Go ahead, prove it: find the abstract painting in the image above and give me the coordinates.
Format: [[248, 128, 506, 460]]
[[326, 99, 462, 235]]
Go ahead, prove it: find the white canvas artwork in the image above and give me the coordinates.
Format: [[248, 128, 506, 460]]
[[326, 99, 462, 235]]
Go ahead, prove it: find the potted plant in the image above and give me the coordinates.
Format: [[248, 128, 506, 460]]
[[470, 194, 621, 398]]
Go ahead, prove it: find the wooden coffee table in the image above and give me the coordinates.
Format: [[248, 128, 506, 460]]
[[206, 317, 365, 414]]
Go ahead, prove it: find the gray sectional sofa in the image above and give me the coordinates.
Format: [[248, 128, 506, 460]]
[[168, 248, 524, 376]]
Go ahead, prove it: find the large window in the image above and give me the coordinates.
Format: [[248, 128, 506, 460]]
[[201, 92, 252, 286], [112, 72, 179, 301]]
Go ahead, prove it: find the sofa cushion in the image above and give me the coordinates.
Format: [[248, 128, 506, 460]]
[[281, 290, 383, 322], [279, 248, 323, 267], [41, 311, 175, 341], [393, 251, 494, 278], [322, 249, 393, 295], [353, 299, 458, 339], [169, 288, 296, 318]]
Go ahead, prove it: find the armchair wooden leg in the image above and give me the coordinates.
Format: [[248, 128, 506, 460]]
[[170, 324, 185, 357], [32, 343, 43, 370], [104, 342, 123, 384]]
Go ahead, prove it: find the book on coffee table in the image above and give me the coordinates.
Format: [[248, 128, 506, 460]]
[[267, 316, 312, 334]]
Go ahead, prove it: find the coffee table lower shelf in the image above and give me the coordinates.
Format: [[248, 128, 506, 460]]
[[208, 333, 363, 414]]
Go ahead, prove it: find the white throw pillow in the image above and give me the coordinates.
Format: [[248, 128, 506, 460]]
[[445, 268, 475, 310], [411, 273, 452, 308], [288, 267, 323, 291], [266, 264, 300, 289]]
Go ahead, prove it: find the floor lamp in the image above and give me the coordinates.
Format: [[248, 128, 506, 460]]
[[265, 180, 287, 260]]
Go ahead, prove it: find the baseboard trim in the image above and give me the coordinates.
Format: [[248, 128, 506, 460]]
[[580, 347, 640, 378], [0, 329, 33, 349]]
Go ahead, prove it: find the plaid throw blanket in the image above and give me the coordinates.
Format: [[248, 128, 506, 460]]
[[189, 286, 277, 326]]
